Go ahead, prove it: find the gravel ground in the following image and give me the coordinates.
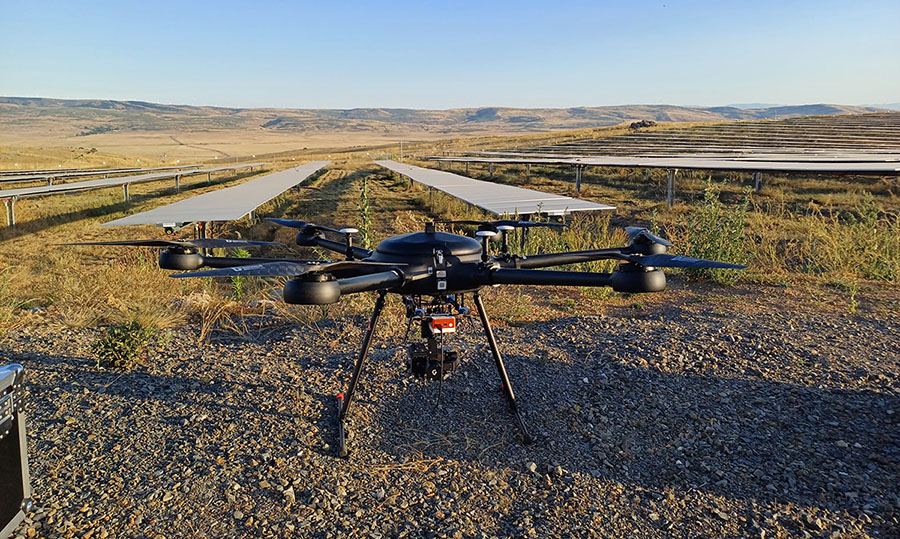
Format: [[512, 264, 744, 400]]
[[2, 284, 899, 538]]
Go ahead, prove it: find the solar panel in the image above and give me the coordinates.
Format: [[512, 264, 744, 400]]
[[0, 164, 203, 184], [375, 160, 614, 216], [103, 161, 329, 226], [2, 163, 265, 226], [0, 163, 265, 200], [426, 156, 900, 175]]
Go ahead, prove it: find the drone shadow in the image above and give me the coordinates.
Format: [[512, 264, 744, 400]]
[[345, 329, 899, 522]]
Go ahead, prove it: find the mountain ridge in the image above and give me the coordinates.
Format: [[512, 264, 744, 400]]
[[0, 96, 887, 137]]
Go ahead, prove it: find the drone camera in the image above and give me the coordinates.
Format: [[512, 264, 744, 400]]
[[407, 315, 460, 380]]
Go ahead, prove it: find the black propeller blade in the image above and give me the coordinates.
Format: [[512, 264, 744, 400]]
[[265, 218, 350, 236], [623, 226, 673, 247], [625, 253, 746, 269], [171, 260, 403, 278], [439, 219, 567, 230], [65, 238, 282, 249]]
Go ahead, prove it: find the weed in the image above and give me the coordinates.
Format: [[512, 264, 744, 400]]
[[679, 182, 750, 285], [359, 176, 373, 249], [230, 248, 251, 300], [92, 321, 158, 369]]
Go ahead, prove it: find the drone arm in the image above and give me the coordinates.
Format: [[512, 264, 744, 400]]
[[338, 270, 405, 295], [502, 248, 626, 269], [489, 267, 667, 292], [489, 268, 613, 287], [300, 235, 373, 259]]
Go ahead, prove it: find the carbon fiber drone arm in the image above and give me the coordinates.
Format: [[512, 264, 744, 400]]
[[297, 233, 373, 259], [338, 270, 406, 295], [489, 268, 614, 287], [498, 248, 627, 269], [488, 267, 667, 293]]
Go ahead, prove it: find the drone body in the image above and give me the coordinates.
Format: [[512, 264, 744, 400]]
[[74, 218, 744, 457]]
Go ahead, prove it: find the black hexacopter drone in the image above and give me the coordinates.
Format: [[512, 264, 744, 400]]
[[76, 219, 744, 456]]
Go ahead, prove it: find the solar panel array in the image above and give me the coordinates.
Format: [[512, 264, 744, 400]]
[[475, 113, 900, 159], [0, 164, 203, 184], [427, 155, 900, 175], [104, 161, 329, 226], [376, 160, 614, 216], [2, 163, 265, 226]]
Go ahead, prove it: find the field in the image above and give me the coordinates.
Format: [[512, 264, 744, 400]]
[[1, 121, 898, 538]]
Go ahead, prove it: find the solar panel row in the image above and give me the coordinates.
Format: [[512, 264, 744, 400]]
[[104, 161, 330, 227], [2, 163, 265, 226], [0, 164, 204, 184], [375, 160, 614, 217]]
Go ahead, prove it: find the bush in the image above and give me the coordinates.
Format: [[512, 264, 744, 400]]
[[92, 321, 158, 369], [681, 182, 750, 285], [806, 194, 900, 283]]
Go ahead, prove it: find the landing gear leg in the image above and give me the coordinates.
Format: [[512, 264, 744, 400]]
[[473, 292, 534, 444], [337, 290, 387, 457]]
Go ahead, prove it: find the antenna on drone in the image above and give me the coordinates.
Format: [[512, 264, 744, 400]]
[[475, 229, 496, 262], [340, 227, 358, 260], [497, 224, 514, 255]]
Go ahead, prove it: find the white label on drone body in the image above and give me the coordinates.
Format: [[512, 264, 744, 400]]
[[437, 280, 447, 290], [436, 270, 446, 278]]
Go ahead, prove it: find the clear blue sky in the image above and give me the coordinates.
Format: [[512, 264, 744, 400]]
[[1, 0, 897, 109]]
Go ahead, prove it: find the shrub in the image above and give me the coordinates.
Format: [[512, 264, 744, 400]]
[[680, 182, 750, 285], [92, 321, 158, 369]]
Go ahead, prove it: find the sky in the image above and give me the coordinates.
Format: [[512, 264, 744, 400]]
[[1, 0, 898, 110]]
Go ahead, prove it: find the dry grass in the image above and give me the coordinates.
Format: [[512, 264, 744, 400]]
[[2, 122, 899, 335]]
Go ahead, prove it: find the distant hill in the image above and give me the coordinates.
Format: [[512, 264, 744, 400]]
[[0, 97, 887, 138]]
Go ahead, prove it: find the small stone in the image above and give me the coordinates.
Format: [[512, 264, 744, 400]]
[[714, 509, 730, 521], [835, 440, 849, 448], [526, 462, 538, 474], [374, 488, 385, 500], [284, 487, 296, 505], [259, 480, 272, 489], [162, 492, 174, 503], [649, 512, 660, 521], [233, 510, 244, 520]]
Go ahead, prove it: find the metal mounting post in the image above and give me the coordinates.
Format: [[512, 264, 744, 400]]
[[122, 184, 130, 202], [4, 199, 15, 227], [337, 290, 388, 457], [174, 175, 181, 192], [526, 163, 531, 177], [465, 162, 469, 175], [207, 172, 211, 184], [473, 292, 533, 444], [666, 168, 676, 209], [575, 165, 582, 193], [753, 171, 762, 192], [489, 163, 494, 177]]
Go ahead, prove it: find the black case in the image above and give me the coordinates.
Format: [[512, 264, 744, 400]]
[[0, 364, 31, 538]]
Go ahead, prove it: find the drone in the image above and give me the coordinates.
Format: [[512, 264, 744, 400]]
[[73, 218, 745, 457]]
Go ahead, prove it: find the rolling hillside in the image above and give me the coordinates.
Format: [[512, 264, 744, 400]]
[[0, 97, 886, 161]]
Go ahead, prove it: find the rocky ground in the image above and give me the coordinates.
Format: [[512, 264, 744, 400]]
[[2, 283, 899, 538]]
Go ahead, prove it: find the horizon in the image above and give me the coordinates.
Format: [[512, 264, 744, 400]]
[[2, 1, 899, 109], [3, 95, 897, 112]]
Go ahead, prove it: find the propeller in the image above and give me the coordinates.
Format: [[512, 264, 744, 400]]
[[438, 219, 567, 230], [265, 218, 350, 236], [623, 226, 673, 247], [623, 253, 746, 269], [171, 260, 404, 278], [65, 238, 282, 249]]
